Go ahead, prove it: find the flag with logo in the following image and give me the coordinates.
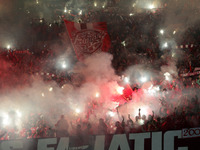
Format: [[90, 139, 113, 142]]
[[64, 20, 111, 60]]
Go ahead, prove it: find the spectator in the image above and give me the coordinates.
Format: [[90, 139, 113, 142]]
[[98, 118, 108, 135], [115, 121, 124, 134], [55, 115, 69, 137]]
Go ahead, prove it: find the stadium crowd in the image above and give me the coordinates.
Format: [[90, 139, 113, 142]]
[[0, 87, 200, 140], [1, 7, 200, 76], [0, 0, 200, 141]]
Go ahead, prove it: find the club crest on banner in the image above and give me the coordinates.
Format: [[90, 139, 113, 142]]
[[73, 29, 106, 54], [64, 20, 111, 60]]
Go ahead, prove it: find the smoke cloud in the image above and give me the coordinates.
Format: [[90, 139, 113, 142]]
[[0, 0, 199, 134]]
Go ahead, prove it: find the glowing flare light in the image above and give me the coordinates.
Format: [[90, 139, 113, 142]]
[[79, 10, 82, 15], [64, 7, 67, 13], [134, 107, 148, 119], [138, 119, 144, 125], [148, 4, 155, 9], [49, 87, 53, 92], [108, 111, 115, 117], [164, 72, 171, 81], [95, 92, 100, 98], [16, 110, 22, 118], [41, 93, 45, 97], [7, 45, 11, 49], [121, 41, 126, 47], [163, 42, 168, 48], [124, 77, 130, 83], [160, 29, 164, 35], [2, 113, 10, 126], [140, 77, 147, 83], [75, 108, 81, 114], [116, 87, 124, 95], [62, 61, 67, 69]]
